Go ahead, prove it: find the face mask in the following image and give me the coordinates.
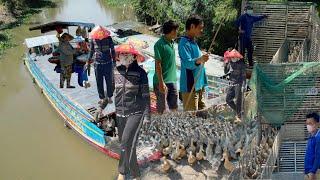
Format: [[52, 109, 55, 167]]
[[247, 10, 253, 15], [231, 58, 240, 62], [307, 125, 316, 133], [119, 54, 134, 67]]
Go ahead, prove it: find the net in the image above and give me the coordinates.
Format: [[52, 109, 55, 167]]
[[248, 62, 320, 125]]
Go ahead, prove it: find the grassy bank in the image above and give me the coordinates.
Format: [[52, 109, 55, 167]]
[[0, 30, 12, 56], [0, 0, 56, 57], [103, 0, 131, 6]]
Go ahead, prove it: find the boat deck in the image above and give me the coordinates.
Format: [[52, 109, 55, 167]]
[[29, 54, 160, 162], [34, 54, 115, 117]]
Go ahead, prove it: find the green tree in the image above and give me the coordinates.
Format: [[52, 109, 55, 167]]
[[105, 0, 319, 55]]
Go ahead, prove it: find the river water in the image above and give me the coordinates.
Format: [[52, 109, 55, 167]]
[[0, 0, 135, 179]]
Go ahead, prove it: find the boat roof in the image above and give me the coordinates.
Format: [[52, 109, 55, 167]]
[[25, 34, 58, 48], [29, 21, 95, 33]]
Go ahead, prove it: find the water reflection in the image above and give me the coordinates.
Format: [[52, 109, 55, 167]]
[[54, 0, 135, 25]]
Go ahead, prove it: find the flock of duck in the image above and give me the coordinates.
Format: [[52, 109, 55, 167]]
[[137, 105, 278, 179]]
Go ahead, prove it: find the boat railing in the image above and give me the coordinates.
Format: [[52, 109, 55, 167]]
[[26, 54, 106, 145]]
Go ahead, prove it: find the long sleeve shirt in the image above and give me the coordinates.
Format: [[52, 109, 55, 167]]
[[58, 41, 76, 66], [236, 13, 266, 39], [114, 61, 151, 119], [227, 60, 246, 85], [178, 36, 208, 93], [89, 36, 116, 63], [304, 129, 320, 174]]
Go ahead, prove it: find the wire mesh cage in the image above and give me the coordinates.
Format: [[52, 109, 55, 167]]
[[309, 6, 320, 62], [248, 1, 316, 64], [253, 62, 320, 125]]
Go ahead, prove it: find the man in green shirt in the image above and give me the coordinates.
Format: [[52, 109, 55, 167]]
[[153, 20, 179, 114]]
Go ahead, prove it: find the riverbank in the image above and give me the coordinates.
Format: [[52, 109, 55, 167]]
[[0, 0, 56, 57], [0, 5, 15, 56]]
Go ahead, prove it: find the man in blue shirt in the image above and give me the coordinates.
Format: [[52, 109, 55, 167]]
[[178, 14, 209, 111], [236, 5, 267, 68], [304, 112, 320, 180]]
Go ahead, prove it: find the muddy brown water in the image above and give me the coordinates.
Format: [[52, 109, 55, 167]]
[[0, 0, 135, 179]]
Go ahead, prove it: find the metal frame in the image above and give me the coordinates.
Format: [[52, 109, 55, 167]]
[[247, 1, 316, 63]]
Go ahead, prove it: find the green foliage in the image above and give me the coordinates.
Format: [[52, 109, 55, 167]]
[[103, 0, 131, 6], [103, 0, 320, 54], [0, 30, 13, 56], [0, 0, 54, 56], [129, 0, 242, 55], [1, 0, 55, 17]]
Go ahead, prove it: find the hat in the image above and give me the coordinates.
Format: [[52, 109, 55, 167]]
[[90, 25, 110, 40], [115, 43, 145, 62], [224, 49, 243, 59], [61, 33, 74, 41]]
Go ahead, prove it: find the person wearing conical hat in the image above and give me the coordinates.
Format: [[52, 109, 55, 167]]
[[224, 49, 246, 123], [88, 25, 115, 115], [101, 44, 149, 180]]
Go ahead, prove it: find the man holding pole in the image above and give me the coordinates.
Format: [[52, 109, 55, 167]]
[[178, 14, 209, 111]]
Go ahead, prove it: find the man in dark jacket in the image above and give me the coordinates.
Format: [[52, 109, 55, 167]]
[[236, 5, 267, 68], [111, 51, 150, 180], [89, 32, 116, 109]]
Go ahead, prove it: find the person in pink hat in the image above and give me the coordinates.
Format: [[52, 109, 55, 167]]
[[88, 25, 116, 116], [224, 49, 246, 123], [95, 44, 150, 180]]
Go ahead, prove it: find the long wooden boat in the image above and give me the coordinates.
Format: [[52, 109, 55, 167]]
[[24, 21, 229, 164]]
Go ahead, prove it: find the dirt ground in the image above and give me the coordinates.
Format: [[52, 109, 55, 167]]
[[0, 5, 15, 27]]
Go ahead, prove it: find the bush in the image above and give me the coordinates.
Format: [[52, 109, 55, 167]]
[[130, 0, 241, 55], [0, 31, 13, 56], [105, 0, 320, 55], [1, 0, 55, 17]]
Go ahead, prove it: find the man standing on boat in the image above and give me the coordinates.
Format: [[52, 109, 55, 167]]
[[178, 14, 209, 111], [236, 5, 267, 68], [110, 44, 150, 180], [88, 25, 116, 114], [58, 33, 77, 88], [153, 20, 179, 114]]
